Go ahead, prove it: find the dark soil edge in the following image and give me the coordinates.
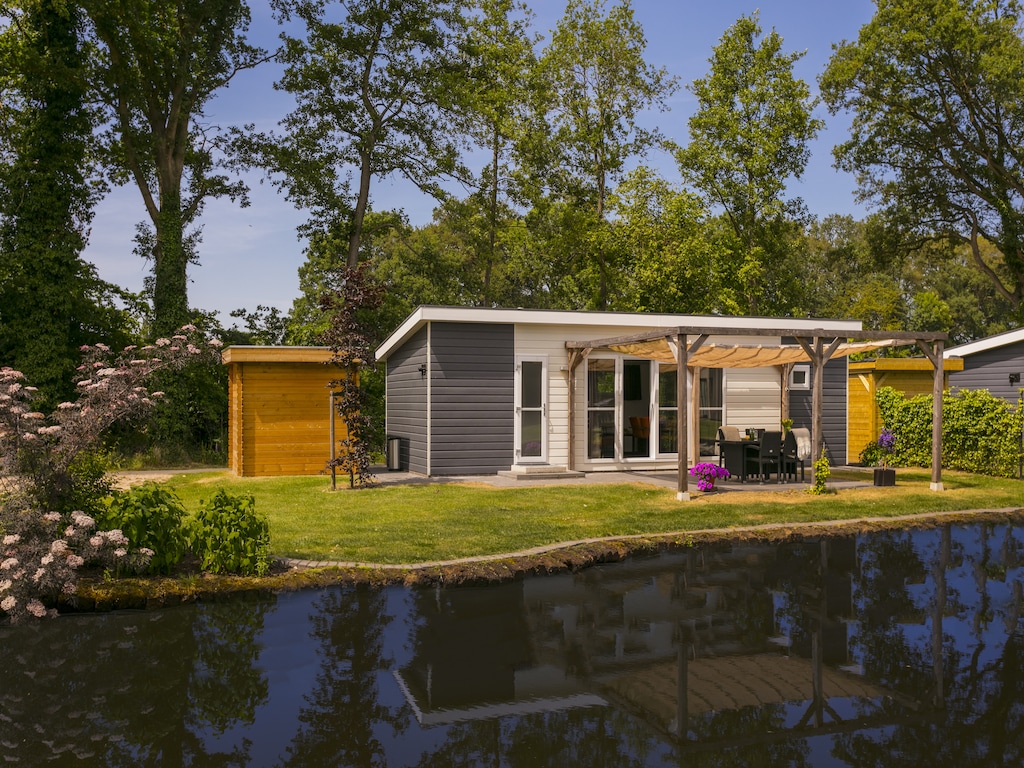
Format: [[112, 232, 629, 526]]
[[69, 508, 1024, 613]]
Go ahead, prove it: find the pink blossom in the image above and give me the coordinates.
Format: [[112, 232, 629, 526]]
[[130, 359, 147, 365], [1, 557, 19, 570], [77, 379, 92, 387], [89, 535, 103, 547], [40, 554, 53, 566], [208, 339, 224, 348], [124, 345, 137, 351], [64, 526, 76, 537], [172, 334, 187, 341], [50, 540, 68, 554], [0, 579, 10, 591], [151, 391, 165, 398], [180, 324, 197, 332], [1, 596, 16, 612], [71, 511, 95, 528], [62, 582, 75, 595], [32, 568, 45, 583], [26, 599, 47, 618], [2, 534, 20, 545], [22, 433, 35, 441], [114, 548, 127, 558], [24, 386, 37, 392], [57, 401, 78, 409], [139, 547, 155, 557], [95, 343, 109, 352], [43, 512, 61, 522], [187, 344, 201, 354], [67, 555, 84, 569], [155, 338, 170, 347]]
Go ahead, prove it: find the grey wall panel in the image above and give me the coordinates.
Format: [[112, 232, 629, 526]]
[[385, 327, 428, 473], [790, 357, 848, 465], [949, 343, 1024, 404], [429, 322, 515, 475]]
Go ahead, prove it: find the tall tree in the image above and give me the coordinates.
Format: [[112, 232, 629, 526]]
[[457, 0, 537, 304], [0, 0, 131, 404], [529, 0, 677, 308], [675, 12, 822, 315], [820, 0, 1024, 314], [84, 0, 265, 335], [268, 0, 469, 270]]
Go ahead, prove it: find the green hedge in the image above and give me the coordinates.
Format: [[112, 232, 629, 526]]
[[866, 387, 1024, 477]]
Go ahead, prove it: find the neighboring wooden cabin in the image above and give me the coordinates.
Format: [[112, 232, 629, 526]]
[[847, 357, 963, 462], [945, 328, 1024, 404], [374, 307, 862, 477], [223, 346, 340, 477]]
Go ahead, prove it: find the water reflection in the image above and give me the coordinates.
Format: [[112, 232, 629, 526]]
[[1, 522, 1022, 766]]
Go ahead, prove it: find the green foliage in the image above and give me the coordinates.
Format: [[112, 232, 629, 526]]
[[188, 490, 270, 576], [84, 0, 265, 334], [874, 386, 1024, 477], [820, 0, 1024, 313], [676, 11, 822, 315], [808, 450, 832, 495], [100, 483, 188, 574]]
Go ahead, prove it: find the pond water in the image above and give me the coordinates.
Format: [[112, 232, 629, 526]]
[[2, 521, 1022, 767]]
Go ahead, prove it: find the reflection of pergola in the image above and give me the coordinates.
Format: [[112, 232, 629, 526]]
[[566, 326, 948, 499]]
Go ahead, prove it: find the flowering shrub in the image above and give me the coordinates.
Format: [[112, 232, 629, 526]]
[[877, 428, 896, 469], [690, 462, 730, 491], [99, 483, 189, 575], [0, 326, 223, 621], [0, 509, 152, 622]]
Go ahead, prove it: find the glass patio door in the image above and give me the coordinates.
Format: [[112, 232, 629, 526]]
[[516, 358, 547, 463]]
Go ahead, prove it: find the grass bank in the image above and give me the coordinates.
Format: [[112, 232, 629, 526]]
[[158, 468, 1024, 565]]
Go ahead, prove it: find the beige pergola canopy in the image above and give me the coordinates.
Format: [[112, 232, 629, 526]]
[[607, 338, 907, 368], [565, 325, 948, 500]]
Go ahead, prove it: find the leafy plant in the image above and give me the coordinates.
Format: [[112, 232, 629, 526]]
[[874, 386, 1024, 477], [188, 490, 270, 576], [808, 449, 831, 495], [100, 483, 189, 574]]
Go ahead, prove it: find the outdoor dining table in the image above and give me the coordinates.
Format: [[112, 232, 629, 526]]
[[717, 438, 759, 483]]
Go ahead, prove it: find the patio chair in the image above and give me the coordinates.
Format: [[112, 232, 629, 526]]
[[783, 427, 811, 481], [745, 430, 783, 483], [716, 425, 743, 469]]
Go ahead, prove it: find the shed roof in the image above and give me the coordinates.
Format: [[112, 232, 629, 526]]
[[944, 327, 1024, 359], [221, 346, 333, 365]]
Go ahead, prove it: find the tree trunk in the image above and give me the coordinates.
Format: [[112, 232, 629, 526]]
[[152, 188, 189, 335]]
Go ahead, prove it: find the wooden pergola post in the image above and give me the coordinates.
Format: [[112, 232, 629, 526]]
[[677, 332, 689, 501], [920, 338, 946, 491]]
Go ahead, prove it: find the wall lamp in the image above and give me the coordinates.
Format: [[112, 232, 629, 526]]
[[1010, 372, 1021, 385], [418, 364, 428, 378]]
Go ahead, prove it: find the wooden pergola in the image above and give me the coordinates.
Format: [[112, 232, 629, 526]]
[[566, 326, 948, 500]]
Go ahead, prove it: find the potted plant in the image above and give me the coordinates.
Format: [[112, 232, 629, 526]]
[[690, 462, 731, 492], [873, 428, 896, 486]]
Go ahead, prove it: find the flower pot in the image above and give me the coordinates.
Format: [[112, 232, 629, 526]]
[[873, 468, 896, 487]]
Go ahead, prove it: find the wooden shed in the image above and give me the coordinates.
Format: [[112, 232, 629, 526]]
[[848, 357, 963, 462], [223, 346, 342, 477]]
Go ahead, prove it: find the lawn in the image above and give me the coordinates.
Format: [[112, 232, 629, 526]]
[[159, 468, 1024, 565]]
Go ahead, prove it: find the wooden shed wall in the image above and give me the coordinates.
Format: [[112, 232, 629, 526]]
[[229, 360, 341, 477], [847, 360, 960, 463]]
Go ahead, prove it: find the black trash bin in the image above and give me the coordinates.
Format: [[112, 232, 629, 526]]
[[386, 436, 402, 471]]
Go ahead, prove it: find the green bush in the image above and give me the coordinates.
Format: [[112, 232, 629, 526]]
[[100, 483, 189, 574], [188, 490, 270, 576], [874, 386, 1024, 477]]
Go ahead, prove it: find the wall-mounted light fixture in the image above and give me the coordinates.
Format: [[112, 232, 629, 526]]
[[1010, 372, 1021, 385], [418, 364, 428, 378]]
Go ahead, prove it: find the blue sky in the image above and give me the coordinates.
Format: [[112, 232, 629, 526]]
[[81, 0, 878, 325]]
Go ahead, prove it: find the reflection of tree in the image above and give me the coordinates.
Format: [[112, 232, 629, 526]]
[[415, 709, 649, 768], [279, 586, 406, 768], [190, 595, 272, 735], [0, 595, 273, 766], [679, 706, 812, 768]]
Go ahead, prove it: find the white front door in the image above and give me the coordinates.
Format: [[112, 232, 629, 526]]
[[515, 357, 547, 463]]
